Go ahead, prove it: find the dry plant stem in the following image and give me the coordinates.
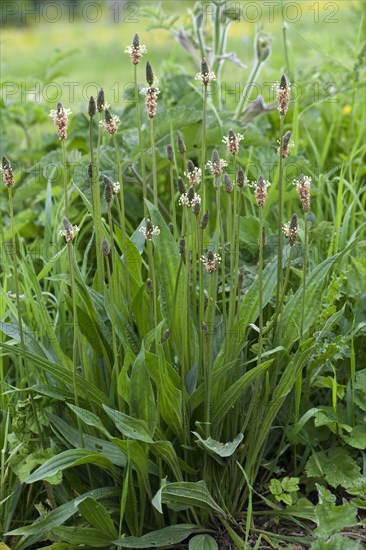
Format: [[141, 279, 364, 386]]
[[89, 118, 105, 292], [67, 242, 84, 448], [113, 135, 131, 312], [201, 86, 208, 212], [134, 64, 148, 218], [234, 59, 263, 119], [258, 207, 264, 365], [149, 118, 158, 208], [61, 140, 69, 217], [275, 115, 285, 339]]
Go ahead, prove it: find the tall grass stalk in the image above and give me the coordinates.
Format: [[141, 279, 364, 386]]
[[89, 116, 105, 293], [275, 115, 285, 337], [257, 207, 264, 365], [134, 64, 148, 218], [61, 140, 69, 217], [112, 134, 131, 312], [234, 58, 263, 120], [150, 119, 158, 208], [201, 87, 208, 212], [66, 239, 84, 447]]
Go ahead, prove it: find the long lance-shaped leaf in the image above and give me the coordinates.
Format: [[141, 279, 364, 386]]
[[114, 524, 202, 548], [147, 201, 198, 366], [25, 449, 116, 484], [211, 359, 273, 430], [152, 481, 225, 516], [6, 487, 117, 536], [280, 240, 359, 348], [0, 342, 108, 405]]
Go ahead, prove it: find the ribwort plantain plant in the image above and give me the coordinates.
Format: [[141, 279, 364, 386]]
[[1, 13, 365, 550]]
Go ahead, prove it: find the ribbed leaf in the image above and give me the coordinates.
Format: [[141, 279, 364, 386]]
[[6, 487, 117, 536], [129, 348, 157, 435], [51, 526, 112, 547], [103, 405, 153, 443], [25, 449, 115, 483], [192, 432, 243, 458], [152, 481, 225, 516], [189, 535, 218, 549], [147, 201, 197, 367], [67, 404, 110, 437], [78, 497, 118, 538], [115, 524, 201, 548], [281, 242, 358, 348], [211, 359, 273, 429]]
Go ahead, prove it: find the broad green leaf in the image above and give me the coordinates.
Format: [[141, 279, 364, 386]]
[[10, 447, 62, 485], [305, 447, 361, 490], [314, 485, 357, 537], [192, 432, 243, 459], [151, 441, 182, 481], [78, 497, 118, 538], [269, 479, 282, 496], [103, 405, 153, 443], [189, 535, 218, 549], [25, 449, 115, 483], [341, 425, 366, 449], [52, 526, 112, 547], [152, 481, 225, 516], [211, 360, 273, 429], [67, 404, 110, 437], [281, 477, 300, 493], [115, 524, 201, 548], [310, 535, 362, 550], [129, 348, 157, 435], [49, 413, 127, 468], [6, 487, 117, 536]]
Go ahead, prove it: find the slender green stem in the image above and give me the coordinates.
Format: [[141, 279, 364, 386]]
[[61, 140, 69, 217], [8, 188, 28, 384], [169, 159, 177, 236], [113, 135, 131, 313], [105, 253, 120, 406], [198, 222, 205, 383], [275, 115, 285, 339], [300, 213, 308, 338], [67, 242, 84, 447], [90, 117, 104, 292], [234, 60, 262, 120], [134, 64, 147, 217], [201, 87, 208, 213], [258, 207, 264, 366], [150, 118, 158, 208]]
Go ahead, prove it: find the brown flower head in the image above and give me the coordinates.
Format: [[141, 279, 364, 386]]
[[294, 174, 311, 212], [201, 250, 221, 273], [185, 160, 202, 186], [195, 58, 216, 86], [252, 175, 271, 207], [100, 108, 120, 135], [125, 33, 147, 64], [277, 130, 293, 158], [222, 129, 244, 156], [274, 74, 291, 116], [142, 86, 160, 118], [1, 155, 14, 188], [49, 102, 72, 141], [88, 96, 96, 118], [60, 217, 79, 243], [283, 214, 299, 246]]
